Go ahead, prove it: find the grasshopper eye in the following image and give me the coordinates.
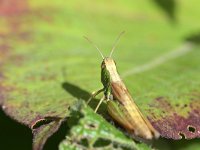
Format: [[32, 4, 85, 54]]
[[114, 60, 117, 66], [101, 62, 106, 68]]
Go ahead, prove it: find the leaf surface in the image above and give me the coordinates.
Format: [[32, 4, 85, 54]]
[[0, 0, 200, 149]]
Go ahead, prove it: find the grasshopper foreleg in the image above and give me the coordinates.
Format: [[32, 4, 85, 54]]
[[87, 88, 104, 104], [94, 96, 105, 113], [95, 93, 113, 113]]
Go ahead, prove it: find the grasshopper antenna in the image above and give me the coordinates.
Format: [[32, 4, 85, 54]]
[[84, 36, 104, 59], [109, 31, 125, 57]]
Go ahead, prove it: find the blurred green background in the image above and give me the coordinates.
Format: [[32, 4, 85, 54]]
[[0, 0, 200, 150]]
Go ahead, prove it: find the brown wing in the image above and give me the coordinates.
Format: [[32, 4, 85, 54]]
[[110, 81, 159, 139]]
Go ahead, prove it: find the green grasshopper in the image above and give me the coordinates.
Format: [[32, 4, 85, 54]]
[[85, 32, 160, 139]]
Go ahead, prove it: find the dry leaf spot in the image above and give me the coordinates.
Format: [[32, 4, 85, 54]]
[[84, 122, 98, 130], [93, 138, 111, 148], [179, 132, 185, 139], [78, 138, 89, 147], [31, 116, 60, 129], [149, 96, 200, 139], [31, 119, 53, 129], [187, 125, 196, 133]]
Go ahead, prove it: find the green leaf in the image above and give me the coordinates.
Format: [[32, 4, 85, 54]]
[[0, 0, 200, 149], [59, 102, 151, 150]]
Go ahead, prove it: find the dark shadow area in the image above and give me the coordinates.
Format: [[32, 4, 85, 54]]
[[62, 82, 107, 115], [43, 120, 68, 150], [152, 0, 177, 22], [62, 82, 91, 101], [171, 138, 200, 149], [154, 137, 200, 150], [185, 32, 200, 44], [0, 108, 32, 150]]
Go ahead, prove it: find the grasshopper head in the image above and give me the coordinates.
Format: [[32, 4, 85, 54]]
[[100, 30, 125, 85], [101, 57, 120, 88], [100, 57, 115, 95], [101, 57, 116, 71], [84, 31, 124, 85]]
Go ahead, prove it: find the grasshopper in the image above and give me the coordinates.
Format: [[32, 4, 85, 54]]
[[85, 32, 160, 139]]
